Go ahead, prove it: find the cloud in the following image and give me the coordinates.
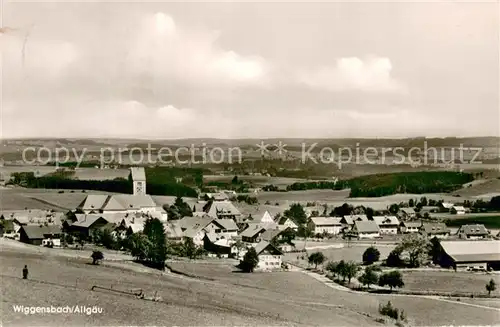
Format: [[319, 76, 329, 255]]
[[297, 57, 405, 93]]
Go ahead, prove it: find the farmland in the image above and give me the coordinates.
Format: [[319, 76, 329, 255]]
[[400, 270, 500, 296]]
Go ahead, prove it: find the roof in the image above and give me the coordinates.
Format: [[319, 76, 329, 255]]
[[21, 225, 61, 239], [373, 216, 400, 226], [354, 221, 380, 233], [77, 195, 109, 211], [240, 223, 267, 238], [440, 240, 500, 262], [179, 216, 214, 238], [277, 216, 298, 227], [458, 224, 489, 236], [399, 208, 416, 214], [259, 228, 283, 242], [130, 167, 146, 181], [441, 202, 454, 209], [343, 215, 368, 224], [310, 217, 342, 226], [421, 223, 449, 234], [215, 219, 238, 231], [164, 221, 183, 239], [401, 221, 422, 228], [253, 241, 283, 255], [1, 209, 61, 225], [204, 201, 241, 218], [452, 206, 466, 211], [128, 223, 144, 234], [78, 194, 158, 211], [72, 214, 108, 228]]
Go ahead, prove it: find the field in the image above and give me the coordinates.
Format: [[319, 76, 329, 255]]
[[284, 243, 397, 267], [400, 270, 500, 296], [0, 188, 115, 211], [167, 261, 499, 326]]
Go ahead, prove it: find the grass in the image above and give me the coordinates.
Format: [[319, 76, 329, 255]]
[[443, 215, 500, 229], [400, 270, 500, 296]]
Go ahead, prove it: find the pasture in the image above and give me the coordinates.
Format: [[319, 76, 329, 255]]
[[400, 270, 500, 296], [168, 261, 499, 326]]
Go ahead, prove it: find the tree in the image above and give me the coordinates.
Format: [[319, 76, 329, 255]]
[[143, 218, 168, 269], [365, 207, 374, 220], [396, 234, 430, 268], [344, 261, 359, 284], [378, 270, 404, 290], [486, 279, 497, 296], [388, 204, 400, 214], [386, 249, 404, 267], [91, 251, 104, 265], [308, 252, 326, 269], [326, 261, 338, 278], [359, 266, 379, 289], [428, 236, 442, 264], [231, 175, 239, 184], [239, 248, 259, 272], [99, 227, 117, 250], [183, 237, 204, 259], [128, 233, 152, 261], [408, 199, 415, 207], [336, 260, 347, 282], [362, 246, 381, 265], [284, 203, 307, 226]]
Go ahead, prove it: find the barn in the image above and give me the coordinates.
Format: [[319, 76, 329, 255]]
[[438, 240, 500, 271]]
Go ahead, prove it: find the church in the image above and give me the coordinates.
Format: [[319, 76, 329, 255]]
[[76, 167, 167, 220]]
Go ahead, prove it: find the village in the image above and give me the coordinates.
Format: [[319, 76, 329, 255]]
[[1, 167, 499, 277]]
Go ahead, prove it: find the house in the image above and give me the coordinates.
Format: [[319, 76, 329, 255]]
[[64, 214, 110, 238], [439, 202, 454, 212], [399, 221, 422, 234], [372, 216, 400, 235], [276, 216, 298, 231], [351, 221, 380, 239], [341, 214, 368, 227], [203, 201, 241, 220], [398, 208, 416, 220], [163, 221, 183, 242], [130, 167, 146, 196], [214, 219, 239, 239], [253, 241, 283, 271], [420, 223, 450, 238], [203, 233, 233, 258], [457, 224, 489, 240], [240, 223, 268, 243], [420, 206, 440, 215], [178, 216, 238, 246], [438, 240, 500, 271], [19, 225, 62, 246], [451, 206, 466, 215], [259, 227, 296, 252], [0, 219, 16, 238], [308, 217, 343, 235]]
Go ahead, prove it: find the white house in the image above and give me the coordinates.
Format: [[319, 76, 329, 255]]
[[351, 221, 380, 239], [451, 206, 466, 215], [399, 221, 422, 234], [457, 224, 489, 240], [308, 217, 343, 235], [276, 216, 298, 231], [253, 241, 283, 272], [372, 216, 400, 235]]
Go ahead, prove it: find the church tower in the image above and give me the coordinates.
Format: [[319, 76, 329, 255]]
[[130, 167, 146, 195]]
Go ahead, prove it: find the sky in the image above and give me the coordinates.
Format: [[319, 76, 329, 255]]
[[1, 0, 499, 139]]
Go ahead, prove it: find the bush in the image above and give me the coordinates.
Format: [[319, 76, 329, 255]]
[[362, 246, 380, 265], [91, 251, 104, 265], [239, 248, 259, 273], [379, 301, 399, 320], [379, 270, 404, 290]]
